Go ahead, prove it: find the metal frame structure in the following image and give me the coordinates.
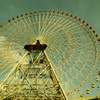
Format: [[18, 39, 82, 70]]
[[0, 48, 67, 99], [0, 10, 100, 99]]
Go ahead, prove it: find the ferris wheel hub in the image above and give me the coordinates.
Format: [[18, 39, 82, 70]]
[[0, 10, 100, 100], [24, 40, 47, 51]]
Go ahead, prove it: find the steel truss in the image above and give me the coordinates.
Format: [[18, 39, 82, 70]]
[[0, 10, 100, 100], [0, 50, 68, 100]]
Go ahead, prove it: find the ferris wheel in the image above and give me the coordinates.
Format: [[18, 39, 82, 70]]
[[0, 10, 100, 100]]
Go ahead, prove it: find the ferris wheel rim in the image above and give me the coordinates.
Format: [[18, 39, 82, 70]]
[[0, 10, 100, 98]]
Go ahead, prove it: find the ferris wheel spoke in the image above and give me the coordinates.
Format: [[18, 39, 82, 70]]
[[39, 11, 50, 34], [37, 12, 41, 35], [0, 10, 100, 99], [40, 13, 59, 35], [0, 51, 28, 87], [44, 17, 70, 36], [23, 15, 34, 31], [45, 18, 80, 37], [42, 13, 70, 35]]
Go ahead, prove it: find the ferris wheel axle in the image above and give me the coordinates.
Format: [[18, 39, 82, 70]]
[[24, 40, 47, 51]]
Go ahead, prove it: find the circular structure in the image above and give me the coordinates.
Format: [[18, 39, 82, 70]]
[[0, 10, 100, 99]]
